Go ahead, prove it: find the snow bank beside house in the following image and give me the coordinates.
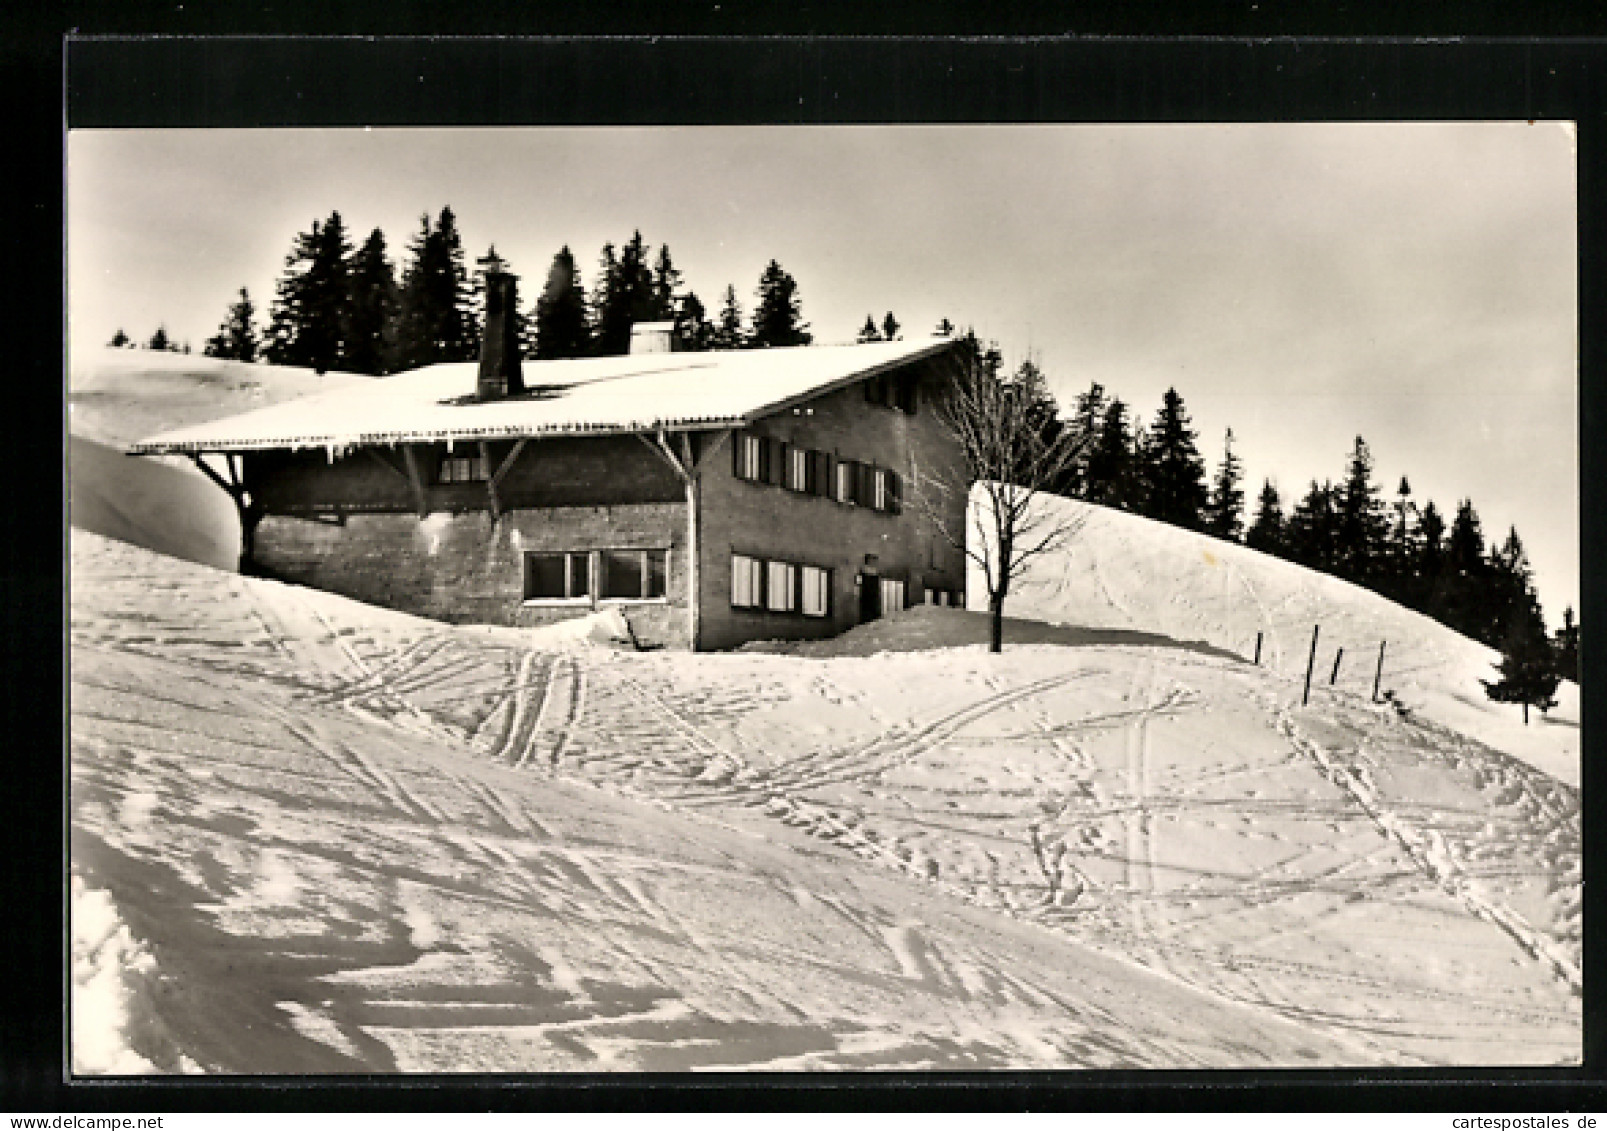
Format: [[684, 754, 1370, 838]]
[[69, 434, 241, 573], [967, 487, 1579, 787]]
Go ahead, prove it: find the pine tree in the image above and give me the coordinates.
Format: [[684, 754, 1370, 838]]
[[1245, 480, 1287, 555], [1384, 475, 1417, 600], [345, 230, 399, 375], [1335, 436, 1389, 584], [1435, 499, 1490, 642], [265, 212, 354, 372], [1485, 527, 1536, 649], [1287, 480, 1339, 571], [857, 315, 883, 343], [203, 287, 259, 362], [673, 291, 714, 352], [650, 244, 682, 322], [147, 325, 171, 351], [532, 245, 592, 360], [881, 311, 901, 341], [1137, 388, 1209, 530], [934, 317, 956, 337], [1085, 398, 1139, 509], [394, 208, 477, 369], [590, 235, 655, 355], [108, 328, 130, 348], [711, 285, 746, 350], [1061, 381, 1109, 498], [1553, 606, 1580, 683], [1203, 427, 1246, 541], [1482, 591, 1561, 724], [749, 260, 812, 348]]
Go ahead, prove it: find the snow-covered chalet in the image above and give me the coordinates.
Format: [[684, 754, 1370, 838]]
[[131, 259, 970, 650]]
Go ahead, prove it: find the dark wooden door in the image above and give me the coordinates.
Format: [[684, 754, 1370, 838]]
[[858, 572, 881, 622]]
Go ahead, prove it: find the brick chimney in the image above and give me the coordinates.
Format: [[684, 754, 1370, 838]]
[[476, 247, 524, 399]]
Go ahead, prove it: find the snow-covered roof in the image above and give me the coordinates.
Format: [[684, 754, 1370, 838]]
[[130, 337, 954, 455]]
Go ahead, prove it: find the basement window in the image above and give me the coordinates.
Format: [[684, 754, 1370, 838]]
[[523, 551, 590, 602], [600, 549, 669, 601]]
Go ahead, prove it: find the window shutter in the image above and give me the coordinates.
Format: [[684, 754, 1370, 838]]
[[857, 463, 874, 508], [775, 441, 791, 487], [888, 470, 903, 514], [899, 376, 919, 415], [815, 451, 832, 497], [733, 430, 745, 478]]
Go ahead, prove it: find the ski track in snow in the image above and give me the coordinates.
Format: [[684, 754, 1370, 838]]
[[67, 530, 1580, 1071]]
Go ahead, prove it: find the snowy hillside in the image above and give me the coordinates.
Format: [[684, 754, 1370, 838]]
[[70, 531, 1579, 1071], [967, 488, 1580, 786], [68, 347, 375, 574]]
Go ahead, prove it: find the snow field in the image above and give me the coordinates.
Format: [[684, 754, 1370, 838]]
[[70, 531, 1579, 1069], [965, 488, 1579, 786]]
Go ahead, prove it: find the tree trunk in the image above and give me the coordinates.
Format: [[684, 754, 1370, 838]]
[[989, 593, 1005, 653], [1523, 702, 1529, 726]]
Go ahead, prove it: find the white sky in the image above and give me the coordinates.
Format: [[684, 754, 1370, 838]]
[[66, 123, 1579, 623]]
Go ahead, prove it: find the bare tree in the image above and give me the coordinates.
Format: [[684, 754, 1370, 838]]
[[913, 347, 1090, 653]]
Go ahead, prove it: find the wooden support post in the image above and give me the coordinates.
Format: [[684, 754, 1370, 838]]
[[1253, 631, 1263, 666], [189, 453, 237, 499], [1330, 647, 1344, 686], [1302, 624, 1320, 707], [365, 448, 412, 486], [490, 438, 528, 490], [479, 441, 500, 521], [400, 445, 429, 518], [1373, 641, 1387, 703]]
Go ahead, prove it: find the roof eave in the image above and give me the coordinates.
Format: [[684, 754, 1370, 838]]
[[126, 416, 750, 456], [739, 338, 955, 423]]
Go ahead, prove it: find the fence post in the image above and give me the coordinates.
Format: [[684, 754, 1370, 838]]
[[1330, 647, 1344, 685], [1254, 631, 1263, 666], [1302, 625, 1320, 707], [1373, 641, 1386, 703]]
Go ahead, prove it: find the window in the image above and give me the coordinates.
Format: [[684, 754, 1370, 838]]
[[879, 577, 906, 614], [897, 375, 919, 415], [766, 561, 797, 612], [788, 446, 810, 492], [438, 453, 488, 483], [801, 566, 830, 618], [732, 553, 763, 609], [526, 549, 665, 603], [735, 433, 764, 481], [810, 450, 832, 497], [836, 460, 856, 505], [524, 551, 590, 601], [872, 468, 888, 511], [866, 373, 918, 414]]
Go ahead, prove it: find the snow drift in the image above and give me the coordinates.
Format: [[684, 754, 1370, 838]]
[[966, 487, 1579, 786]]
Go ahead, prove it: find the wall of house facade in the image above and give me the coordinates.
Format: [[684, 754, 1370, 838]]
[[694, 353, 969, 652], [248, 439, 692, 648], [243, 349, 965, 652]]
